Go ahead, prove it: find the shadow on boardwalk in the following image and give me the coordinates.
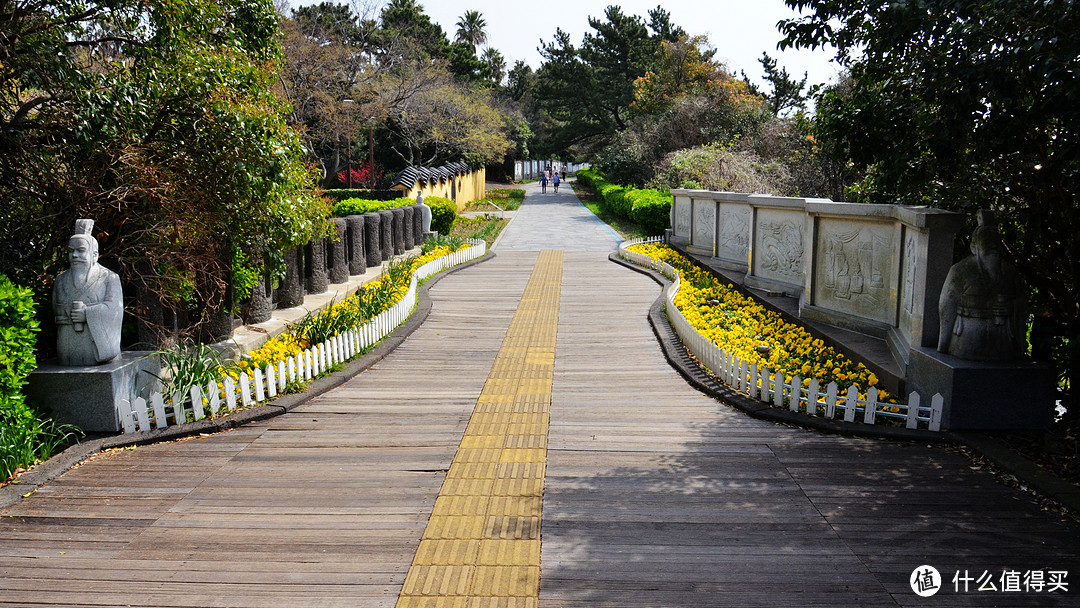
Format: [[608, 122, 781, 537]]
[[540, 251, 1080, 607]]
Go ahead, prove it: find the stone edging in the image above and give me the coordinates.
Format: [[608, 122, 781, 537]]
[[0, 251, 496, 511], [609, 252, 1080, 515]]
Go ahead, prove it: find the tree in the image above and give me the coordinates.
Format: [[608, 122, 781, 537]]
[[383, 70, 511, 166], [455, 10, 488, 51], [758, 52, 808, 116], [0, 0, 329, 346], [535, 5, 677, 152], [482, 48, 507, 85], [780, 0, 1080, 413]]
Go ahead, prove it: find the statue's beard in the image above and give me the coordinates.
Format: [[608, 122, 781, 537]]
[[71, 261, 91, 283]]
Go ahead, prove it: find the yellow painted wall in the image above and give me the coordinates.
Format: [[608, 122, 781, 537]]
[[392, 168, 486, 212]]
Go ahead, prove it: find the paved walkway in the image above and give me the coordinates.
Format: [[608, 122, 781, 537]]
[[2, 183, 1080, 606]]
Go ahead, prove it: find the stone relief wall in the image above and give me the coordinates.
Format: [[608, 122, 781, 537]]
[[716, 204, 751, 267], [813, 218, 895, 324], [691, 199, 716, 253], [753, 209, 804, 285], [669, 189, 965, 369]]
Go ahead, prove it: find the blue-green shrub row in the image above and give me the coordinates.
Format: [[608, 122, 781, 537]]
[[576, 167, 671, 236]]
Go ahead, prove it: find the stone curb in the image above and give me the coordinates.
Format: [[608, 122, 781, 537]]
[[610, 252, 1080, 516], [0, 251, 495, 512]]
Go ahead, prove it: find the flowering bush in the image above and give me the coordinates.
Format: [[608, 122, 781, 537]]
[[628, 243, 892, 403]]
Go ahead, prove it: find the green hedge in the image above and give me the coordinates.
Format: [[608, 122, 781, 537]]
[[332, 197, 413, 216], [426, 196, 457, 235], [626, 188, 672, 236], [577, 167, 670, 236], [322, 189, 400, 203], [0, 275, 38, 416]]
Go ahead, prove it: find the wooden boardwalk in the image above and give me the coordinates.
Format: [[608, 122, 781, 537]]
[[2, 182, 1079, 606]]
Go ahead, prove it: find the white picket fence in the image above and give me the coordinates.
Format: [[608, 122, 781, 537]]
[[118, 239, 487, 434], [619, 237, 943, 432]]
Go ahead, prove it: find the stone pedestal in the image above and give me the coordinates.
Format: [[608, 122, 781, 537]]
[[305, 239, 328, 295], [278, 246, 305, 308], [403, 206, 415, 250], [346, 215, 366, 275], [328, 218, 349, 284], [412, 205, 425, 244], [391, 207, 405, 255], [907, 347, 1055, 430], [26, 352, 160, 433], [378, 210, 394, 260], [363, 213, 382, 268], [245, 275, 272, 324]]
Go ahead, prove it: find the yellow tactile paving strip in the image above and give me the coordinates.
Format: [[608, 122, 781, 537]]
[[396, 250, 562, 608]]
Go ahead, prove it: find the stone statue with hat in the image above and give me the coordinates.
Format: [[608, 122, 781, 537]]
[[52, 219, 124, 366]]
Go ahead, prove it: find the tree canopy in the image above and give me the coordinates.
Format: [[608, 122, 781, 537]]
[[1, 0, 328, 345]]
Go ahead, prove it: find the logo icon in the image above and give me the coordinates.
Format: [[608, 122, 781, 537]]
[[911, 565, 942, 597]]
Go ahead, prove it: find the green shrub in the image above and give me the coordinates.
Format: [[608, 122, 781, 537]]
[[427, 196, 457, 235], [333, 197, 413, 217], [0, 275, 38, 414], [0, 276, 81, 481], [627, 188, 672, 236], [575, 167, 604, 188]]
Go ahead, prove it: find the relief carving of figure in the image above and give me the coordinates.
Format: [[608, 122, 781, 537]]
[[759, 220, 803, 278], [937, 210, 1026, 362], [52, 219, 123, 366]]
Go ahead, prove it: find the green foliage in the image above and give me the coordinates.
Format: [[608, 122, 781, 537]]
[[535, 6, 684, 152], [289, 299, 362, 346], [626, 189, 671, 236], [427, 197, 458, 235], [577, 169, 670, 236], [1, 0, 330, 346], [149, 342, 232, 404], [333, 197, 414, 216], [323, 189, 391, 203], [0, 277, 82, 478], [0, 276, 38, 414]]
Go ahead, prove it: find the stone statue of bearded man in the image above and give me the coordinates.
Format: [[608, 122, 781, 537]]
[[52, 219, 123, 366]]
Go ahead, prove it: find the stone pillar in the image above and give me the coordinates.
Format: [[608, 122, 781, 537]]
[[346, 215, 366, 275], [412, 204, 425, 244], [364, 213, 382, 268], [245, 275, 272, 324], [329, 218, 349, 284], [305, 239, 328, 295], [277, 246, 305, 308], [403, 206, 416, 250], [391, 207, 406, 255], [378, 209, 394, 261]]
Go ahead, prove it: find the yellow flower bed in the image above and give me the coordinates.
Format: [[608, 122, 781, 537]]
[[223, 244, 463, 386], [628, 243, 893, 404]]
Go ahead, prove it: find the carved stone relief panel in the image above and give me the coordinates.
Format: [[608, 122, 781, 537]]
[[753, 208, 804, 284], [674, 196, 693, 238], [691, 200, 716, 251], [813, 218, 897, 324], [716, 203, 751, 265], [901, 230, 918, 316]]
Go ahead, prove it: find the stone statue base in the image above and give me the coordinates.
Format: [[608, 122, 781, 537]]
[[907, 347, 1055, 430], [26, 352, 160, 433]]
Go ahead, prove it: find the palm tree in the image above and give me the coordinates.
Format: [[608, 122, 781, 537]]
[[455, 10, 487, 51], [482, 47, 506, 85]]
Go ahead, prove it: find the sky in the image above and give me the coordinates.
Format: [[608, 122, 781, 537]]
[[419, 0, 841, 90]]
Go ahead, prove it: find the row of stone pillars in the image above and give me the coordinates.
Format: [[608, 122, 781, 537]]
[[246, 204, 426, 324]]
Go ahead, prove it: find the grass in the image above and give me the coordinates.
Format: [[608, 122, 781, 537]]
[[451, 215, 509, 248], [462, 188, 525, 212], [571, 181, 647, 240]]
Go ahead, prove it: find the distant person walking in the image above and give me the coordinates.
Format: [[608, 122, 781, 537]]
[[553, 172, 560, 193], [540, 173, 548, 193]]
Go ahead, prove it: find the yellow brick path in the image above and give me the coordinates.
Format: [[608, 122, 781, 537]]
[[396, 250, 562, 608]]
